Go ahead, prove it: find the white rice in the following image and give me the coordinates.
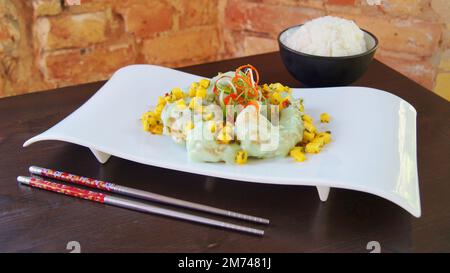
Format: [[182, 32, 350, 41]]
[[282, 16, 368, 57]]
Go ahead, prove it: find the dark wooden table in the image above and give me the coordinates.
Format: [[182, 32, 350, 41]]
[[1, 52, 449, 253]]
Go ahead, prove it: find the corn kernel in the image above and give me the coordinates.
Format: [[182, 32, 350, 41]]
[[216, 124, 234, 144], [304, 121, 316, 133], [209, 122, 216, 133], [317, 132, 332, 144], [290, 147, 306, 162], [312, 137, 326, 146], [188, 83, 198, 97], [302, 114, 313, 123], [141, 112, 157, 129], [320, 113, 330, 123], [165, 93, 176, 103], [185, 121, 194, 132], [303, 130, 315, 143], [141, 113, 151, 132], [196, 87, 207, 99], [150, 124, 163, 135], [154, 104, 164, 116], [199, 79, 210, 88], [188, 98, 197, 110], [275, 83, 285, 92], [172, 87, 184, 100], [271, 92, 282, 104], [305, 142, 322, 154], [235, 150, 248, 164], [217, 131, 233, 144], [175, 99, 187, 110], [203, 112, 214, 121], [270, 83, 289, 92], [157, 96, 167, 106]]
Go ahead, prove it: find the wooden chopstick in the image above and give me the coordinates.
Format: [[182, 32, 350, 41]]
[[17, 176, 264, 236], [28, 166, 269, 225]]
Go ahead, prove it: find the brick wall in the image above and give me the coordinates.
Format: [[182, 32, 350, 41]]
[[0, 0, 220, 97], [0, 0, 449, 101], [221, 0, 449, 100]]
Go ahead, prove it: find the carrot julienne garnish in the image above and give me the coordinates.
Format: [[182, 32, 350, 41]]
[[235, 64, 260, 86]]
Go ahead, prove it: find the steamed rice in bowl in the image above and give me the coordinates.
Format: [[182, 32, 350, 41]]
[[281, 16, 369, 57]]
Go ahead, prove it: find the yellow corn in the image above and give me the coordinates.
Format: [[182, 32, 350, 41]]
[[235, 150, 248, 164], [304, 121, 316, 133], [199, 79, 210, 88], [203, 112, 214, 121], [290, 147, 306, 162], [303, 131, 315, 143], [269, 83, 290, 93], [171, 87, 184, 100], [196, 87, 207, 99], [175, 99, 187, 110], [188, 98, 198, 110], [154, 104, 164, 116], [317, 132, 332, 144], [217, 131, 232, 144], [188, 82, 198, 97], [216, 124, 233, 144], [271, 92, 282, 105], [141, 112, 151, 131], [149, 124, 163, 135], [157, 96, 167, 106], [185, 121, 194, 132], [305, 142, 322, 154], [320, 113, 330, 123], [312, 137, 326, 146], [302, 114, 313, 123], [209, 122, 216, 133]]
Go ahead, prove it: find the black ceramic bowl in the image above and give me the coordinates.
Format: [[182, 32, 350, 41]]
[[278, 24, 378, 87]]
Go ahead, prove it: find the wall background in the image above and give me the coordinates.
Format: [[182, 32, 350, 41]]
[[0, 0, 449, 101]]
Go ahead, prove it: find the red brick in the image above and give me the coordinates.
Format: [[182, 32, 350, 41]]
[[40, 37, 136, 84], [117, 0, 174, 39], [142, 27, 220, 66], [32, 0, 62, 17], [0, 17, 20, 54], [35, 11, 109, 51], [330, 13, 442, 57], [432, 0, 450, 23], [179, 0, 218, 29], [224, 0, 325, 37], [221, 30, 245, 58], [243, 36, 278, 56], [325, 3, 361, 14], [327, 0, 356, 5], [256, 0, 325, 9], [381, 0, 427, 18]]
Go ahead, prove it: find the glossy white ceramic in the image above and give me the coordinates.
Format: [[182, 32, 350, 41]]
[[24, 65, 421, 217]]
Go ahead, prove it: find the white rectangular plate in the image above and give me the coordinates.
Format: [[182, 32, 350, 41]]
[[24, 65, 421, 217]]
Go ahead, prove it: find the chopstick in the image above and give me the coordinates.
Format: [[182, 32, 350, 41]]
[[28, 166, 269, 225], [17, 176, 264, 236]]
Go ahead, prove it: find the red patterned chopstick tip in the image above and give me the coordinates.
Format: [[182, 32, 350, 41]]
[[37, 167, 114, 192], [29, 178, 106, 203]]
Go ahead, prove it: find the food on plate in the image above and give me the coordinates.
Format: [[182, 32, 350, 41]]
[[141, 65, 332, 164], [282, 16, 367, 57]]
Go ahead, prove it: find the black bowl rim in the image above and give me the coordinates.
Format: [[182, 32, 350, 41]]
[[278, 23, 379, 60]]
